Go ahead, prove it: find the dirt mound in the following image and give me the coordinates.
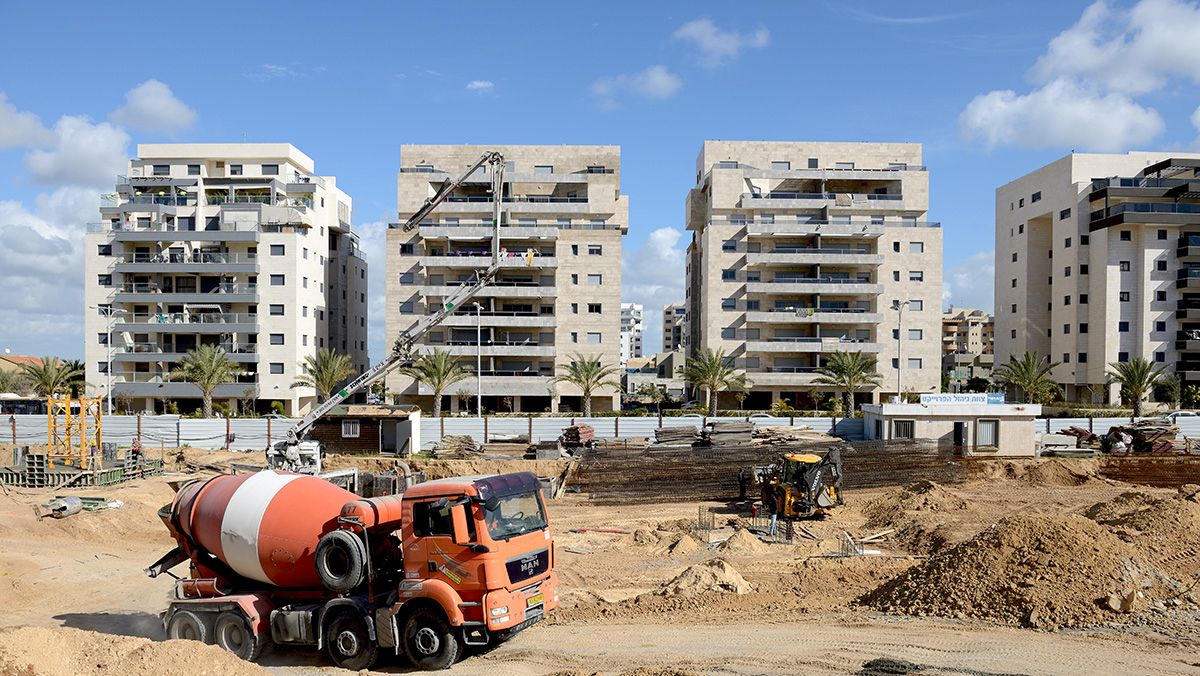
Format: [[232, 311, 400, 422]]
[[862, 514, 1183, 629], [858, 481, 967, 555], [1083, 490, 1200, 574], [547, 670, 706, 676], [667, 534, 701, 557], [970, 459, 1104, 487], [0, 626, 270, 676], [618, 528, 660, 547], [716, 528, 767, 555], [659, 558, 753, 596]]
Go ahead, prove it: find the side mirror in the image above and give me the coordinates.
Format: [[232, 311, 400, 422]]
[[450, 504, 472, 546], [483, 495, 500, 512]]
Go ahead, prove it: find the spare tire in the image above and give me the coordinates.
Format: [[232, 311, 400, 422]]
[[315, 529, 367, 592]]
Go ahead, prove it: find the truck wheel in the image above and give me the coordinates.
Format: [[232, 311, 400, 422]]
[[166, 609, 210, 644], [315, 530, 367, 592], [325, 611, 378, 671], [402, 608, 460, 670], [214, 611, 266, 661]]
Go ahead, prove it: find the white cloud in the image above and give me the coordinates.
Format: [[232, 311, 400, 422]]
[[466, 80, 494, 91], [110, 80, 196, 134], [244, 64, 300, 80], [622, 228, 687, 353], [1032, 0, 1200, 95], [959, 79, 1164, 152], [1191, 105, 1200, 149], [590, 65, 682, 109], [24, 115, 130, 188], [0, 93, 56, 149], [672, 18, 768, 67], [352, 218, 391, 362], [942, 250, 995, 314]]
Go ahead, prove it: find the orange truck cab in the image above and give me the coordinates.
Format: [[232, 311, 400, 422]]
[[149, 470, 558, 671]]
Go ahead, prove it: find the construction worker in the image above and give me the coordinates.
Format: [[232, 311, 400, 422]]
[[130, 437, 143, 465]]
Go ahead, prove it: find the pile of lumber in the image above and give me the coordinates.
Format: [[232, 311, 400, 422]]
[[560, 423, 595, 446], [1058, 426, 1099, 444], [654, 426, 700, 445], [705, 421, 755, 446], [430, 434, 481, 458], [753, 425, 827, 444], [1127, 419, 1180, 453]]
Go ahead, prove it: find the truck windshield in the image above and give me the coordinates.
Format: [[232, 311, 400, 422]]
[[482, 490, 548, 540]]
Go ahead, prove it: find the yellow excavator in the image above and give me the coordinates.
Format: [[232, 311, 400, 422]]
[[759, 448, 843, 518]]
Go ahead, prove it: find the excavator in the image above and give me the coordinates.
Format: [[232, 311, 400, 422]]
[[267, 151, 515, 472], [758, 448, 843, 518]]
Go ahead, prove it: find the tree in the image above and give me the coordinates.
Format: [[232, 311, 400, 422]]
[[20, 357, 84, 397], [400, 349, 470, 418], [965, 375, 991, 393], [552, 354, 622, 417], [292, 349, 357, 402], [1153, 372, 1180, 410], [812, 351, 884, 415], [636, 383, 668, 415], [167, 345, 244, 418], [62, 359, 88, 398], [1107, 357, 1166, 418], [683, 348, 751, 414], [0, 368, 29, 395], [992, 351, 1062, 404]]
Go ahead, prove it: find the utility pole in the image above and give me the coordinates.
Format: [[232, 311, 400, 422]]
[[892, 300, 909, 401], [91, 306, 127, 415]]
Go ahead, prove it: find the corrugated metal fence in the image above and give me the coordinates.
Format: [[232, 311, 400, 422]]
[[1037, 417, 1200, 439], [0, 414, 300, 452]]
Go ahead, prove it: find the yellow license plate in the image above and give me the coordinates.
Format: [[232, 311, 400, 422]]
[[526, 593, 544, 607]]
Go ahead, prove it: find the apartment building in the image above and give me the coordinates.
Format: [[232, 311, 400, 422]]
[[620, 302, 644, 364], [942, 308, 994, 391], [662, 302, 686, 352], [684, 141, 943, 409], [386, 145, 627, 414], [84, 143, 368, 416], [996, 152, 1200, 403]]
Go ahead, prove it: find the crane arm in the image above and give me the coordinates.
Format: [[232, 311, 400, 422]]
[[401, 151, 505, 232]]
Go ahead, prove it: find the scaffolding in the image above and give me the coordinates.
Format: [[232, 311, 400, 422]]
[[46, 397, 102, 470]]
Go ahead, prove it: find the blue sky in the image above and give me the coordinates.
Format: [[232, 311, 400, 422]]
[[3, 1, 1200, 362]]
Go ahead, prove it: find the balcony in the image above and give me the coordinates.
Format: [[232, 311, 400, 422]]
[[111, 343, 259, 363], [1179, 299, 1200, 320], [739, 191, 904, 210], [112, 282, 258, 303], [437, 341, 557, 358], [105, 378, 258, 398], [88, 220, 262, 243], [418, 254, 558, 269], [436, 195, 591, 214], [1177, 329, 1200, 351], [746, 277, 883, 295], [418, 283, 557, 299], [742, 368, 822, 386], [112, 252, 259, 274], [419, 224, 559, 240], [1178, 268, 1200, 289], [1179, 235, 1200, 259], [746, 247, 883, 266], [113, 312, 258, 333], [1178, 360, 1200, 382], [437, 312, 557, 328], [745, 308, 883, 324], [1091, 202, 1200, 229], [745, 337, 880, 353]]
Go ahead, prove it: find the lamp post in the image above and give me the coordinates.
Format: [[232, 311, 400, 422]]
[[892, 300, 909, 401], [91, 305, 128, 415], [472, 302, 482, 415]]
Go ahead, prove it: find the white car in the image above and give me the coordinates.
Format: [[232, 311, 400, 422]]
[[748, 413, 774, 420], [1164, 411, 1198, 423]]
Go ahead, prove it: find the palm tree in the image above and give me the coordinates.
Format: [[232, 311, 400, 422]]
[[400, 349, 470, 418], [812, 351, 884, 415], [292, 349, 357, 402], [63, 359, 87, 398], [552, 354, 622, 417], [636, 383, 668, 415], [1107, 357, 1166, 418], [683, 348, 751, 415], [993, 351, 1062, 404], [20, 357, 84, 397], [167, 345, 244, 418]]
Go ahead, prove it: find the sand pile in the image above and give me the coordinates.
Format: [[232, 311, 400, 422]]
[[0, 626, 270, 676], [667, 534, 701, 557], [716, 528, 768, 555], [859, 481, 967, 554], [619, 528, 661, 547], [1083, 489, 1200, 574], [659, 558, 753, 596], [862, 514, 1182, 629], [970, 459, 1103, 487], [547, 670, 706, 676]]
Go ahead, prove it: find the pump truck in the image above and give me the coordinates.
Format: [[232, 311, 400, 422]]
[[147, 152, 560, 670]]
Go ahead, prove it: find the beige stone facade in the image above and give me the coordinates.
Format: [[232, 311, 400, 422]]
[[84, 143, 368, 416], [386, 145, 627, 414], [683, 141, 943, 409], [662, 303, 686, 352], [942, 308, 994, 391], [995, 152, 1200, 403]]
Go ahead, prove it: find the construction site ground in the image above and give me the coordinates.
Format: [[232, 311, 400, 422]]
[[1, 445, 1199, 676]]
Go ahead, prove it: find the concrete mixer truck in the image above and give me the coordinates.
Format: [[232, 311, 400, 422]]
[[146, 469, 558, 670]]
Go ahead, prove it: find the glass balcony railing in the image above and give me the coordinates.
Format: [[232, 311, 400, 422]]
[[1091, 202, 1200, 222], [115, 253, 257, 264], [117, 312, 258, 325], [114, 283, 258, 294]]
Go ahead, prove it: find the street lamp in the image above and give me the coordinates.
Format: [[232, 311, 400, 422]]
[[891, 300, 909, 402], [471, 302, 482, 416], [90, 305, 128, 415]]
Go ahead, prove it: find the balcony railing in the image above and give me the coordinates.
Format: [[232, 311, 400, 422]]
[[121, 343, 257, 354], [115, 283, 258, 294], [762, 276, 873, 284], [460, 369, 550, 377], [115, 253, 258, 264], [769, 247, 873, 255], [1091, 177, 1194, 190], [86, 221, 259, 233], [744, 192, 903, 201], [117, 312, 258, 325], [110, 373, 260, 384], [1091, 202, 1200, 222], [106, 194, 197, 207], [713, 217, 940, 228], [446, 339, 544, 347], [443, 196, 588, 204]]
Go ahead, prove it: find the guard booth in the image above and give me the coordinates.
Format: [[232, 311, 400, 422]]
[[861, 393, 1041, 457]]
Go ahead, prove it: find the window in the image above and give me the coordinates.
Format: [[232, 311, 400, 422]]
[[1063, 353, 1071, 363], [835, 162, 855, 170], [893, 271, 901, 281], [1047, 328, 1052, 337], [1065, 237, 1072, 248], [571, 274, 578, 285], [907, 358, 922, 369], [1012, 304, 1018, 313], [909, 242, 924, 253], [909, 271, 924, 282], [1156, 352, 1166, 363], [1156, 321, 1166, 332], [97, 274, 112, 286], [1120, 231, 1131, 241], [301, 306, 308, 317], [1063, 324, 1071, 334], [188, 164, 200, 176], [587, 303, 601, 314], [1078, 352, 1088, 363], [1120, 292, 1130, 302], [1159, 229, 1168, 240], [269, 363, 284, 374], [1011, 329, 1017, 338], [261, 163, 279, 175], [1080, 235, 1090, 245], [910, 300, 923, 311], [335, 419, 361, 439], [571, 303, 578, 314], [1018, 224, 1024, 234], [302, 277, 308, 289], [398, 302, 414, 313], [1019, 198, 1025, 208], [398, 272, 414, 284], [1060, 208, 1072, 220], [977, 420, 999, 448], [1012, 279, 1017, 288], [893, 328, 900, 340], [269, 304, 284, 315], [893, 242, 901, 253], [586, 332, 601, 344], [571, 244, 579, 255], [1119, 261, 1130, 271], [1049, 250, 1053, 259], [1157, 260, 1168, 271], [1012, 253, 1018, 262], [399, 243, 415, 255], [1119, 322, 1129, 332], [302, 335, 308, 346], [746, 271, 760, 282], [230, 164, 243, 176], [1118, 352, 1129, 362], [1064, 266, 1071, 277], [893, 420, 915, 439], [269, 334, 285, 345], [534, 165, 553, 174], [723, 240, 737, 252], [908, 329, 922, 340], [722, 269, 736, 281], [720, 328, 735, 339], [302, 247, 308, 260], [807, 158, 818, 169], [1080, 264, 1088, 274], [570, 332, 577, 343], [97, 244, 112, 256], [1157, 290, 1167, 301], [1064, 295, 1071, 306], [721, 298, 736, 310], [151, 164, 169, 176], [270, 244, 285, 256], [1080, 294, 1089, 304], [588, 245, 602, 255], [587, 274, 602, 285]]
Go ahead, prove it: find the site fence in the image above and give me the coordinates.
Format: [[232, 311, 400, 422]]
[[0, 414, 301, 452]]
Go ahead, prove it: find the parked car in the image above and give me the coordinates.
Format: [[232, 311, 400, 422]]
[[1164, 410, 1198, 423], [748, 413, 774, 420], [678, 413, 704, 420], [260, 413, 288, 420]]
